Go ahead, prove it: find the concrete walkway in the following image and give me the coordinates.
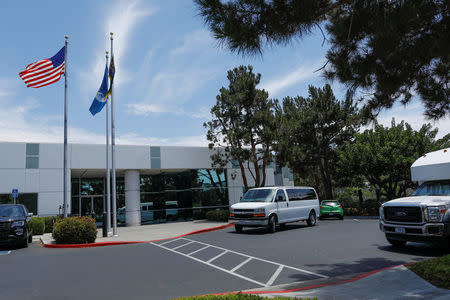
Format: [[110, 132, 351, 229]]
[[39, 220, 230, 246], [244, 265, 450, 299]]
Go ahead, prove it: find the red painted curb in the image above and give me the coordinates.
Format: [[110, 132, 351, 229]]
[[43, 223, 234, 248], [207, 264, 404, 296]]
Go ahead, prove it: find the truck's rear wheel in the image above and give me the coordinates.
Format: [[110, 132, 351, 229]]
[[386, 237, 406, 247]]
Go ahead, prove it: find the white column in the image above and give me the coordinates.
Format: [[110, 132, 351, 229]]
[[125, 170, 140, 226]]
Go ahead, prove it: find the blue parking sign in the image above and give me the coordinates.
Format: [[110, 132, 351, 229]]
[[12, 189, 18, 198]]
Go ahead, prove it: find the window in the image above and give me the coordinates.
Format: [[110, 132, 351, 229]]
[[286, 189, 317, 201], [275, 190, 286, 202], [26, 143, 39, 169]]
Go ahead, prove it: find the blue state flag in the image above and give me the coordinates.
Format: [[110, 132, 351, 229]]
[[89, 64, 109, 116]]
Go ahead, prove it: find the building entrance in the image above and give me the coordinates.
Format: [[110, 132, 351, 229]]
[[79, 195, 104, 222]]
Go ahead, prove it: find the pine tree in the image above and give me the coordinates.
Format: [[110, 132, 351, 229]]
[[195, 0, 449, 120]]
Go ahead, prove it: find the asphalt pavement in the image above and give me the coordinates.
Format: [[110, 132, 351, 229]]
[[0, 219, 448, 300]]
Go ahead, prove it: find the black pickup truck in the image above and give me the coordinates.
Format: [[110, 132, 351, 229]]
[[0, 204, 33, 248]]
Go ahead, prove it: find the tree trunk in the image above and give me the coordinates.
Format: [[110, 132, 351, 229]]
[[318, 158, 333, 199], [237, 158, 248, 191]]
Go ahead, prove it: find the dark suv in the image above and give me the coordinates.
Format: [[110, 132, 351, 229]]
[[0, 204, 33, 248]]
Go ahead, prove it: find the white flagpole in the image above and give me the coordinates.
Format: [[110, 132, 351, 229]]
[[105, 51, 112, 234], [110, 32, 118, 236], [63, 35, 69, 218]]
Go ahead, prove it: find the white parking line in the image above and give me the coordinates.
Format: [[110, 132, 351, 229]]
[[150, 237, 328, 288], [230, 257, 252, 272], [172, 241, 194, 250], [180, 237, 328, 279], [187, 245, 210, 256], [206, 250, 228, 263], [151, 241, 267, 287], [159, 239, 178, 246], [266, 265, 284, 286]]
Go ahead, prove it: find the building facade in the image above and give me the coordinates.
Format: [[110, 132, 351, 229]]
[[0, 142, 294, 226]]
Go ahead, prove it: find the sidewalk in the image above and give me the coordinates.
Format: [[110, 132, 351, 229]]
[[40, 220, 231, 247], [242, 265, 450, 299]]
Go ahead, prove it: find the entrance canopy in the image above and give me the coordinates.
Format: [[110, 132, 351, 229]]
[[411, 148, 450, 183]]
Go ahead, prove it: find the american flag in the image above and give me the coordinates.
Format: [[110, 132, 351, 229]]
[[19, 46, 65, 88]]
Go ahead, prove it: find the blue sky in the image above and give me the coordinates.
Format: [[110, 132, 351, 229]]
[[0, 0, 448, 146]]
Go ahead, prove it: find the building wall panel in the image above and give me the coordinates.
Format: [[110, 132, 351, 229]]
[[0, 169, 25, 193], [0, 143, 25, 168]]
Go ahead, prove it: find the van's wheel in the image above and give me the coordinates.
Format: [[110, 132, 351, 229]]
[[267, 215, 277, 233], [234, 224, 243, 233], [28, 233, 32, 243], [307, 211, 317, 226], [386, 237, 406, 247]]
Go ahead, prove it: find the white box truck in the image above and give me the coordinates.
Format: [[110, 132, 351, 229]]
[[379, 148, 450, 247]]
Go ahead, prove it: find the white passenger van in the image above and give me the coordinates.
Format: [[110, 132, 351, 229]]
[[379, 148, 450, 247], [229, 186, 320, 233]]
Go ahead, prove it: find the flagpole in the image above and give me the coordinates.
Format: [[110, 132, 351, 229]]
[[63, 36, 69, 218], [110, 32, 118, 236], [105, 51, 112, 234]]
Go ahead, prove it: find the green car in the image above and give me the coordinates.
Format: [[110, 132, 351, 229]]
[[320, 200, 344, 219]]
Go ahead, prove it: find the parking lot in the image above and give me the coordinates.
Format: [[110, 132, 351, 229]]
[[1, 219, 448, 299]]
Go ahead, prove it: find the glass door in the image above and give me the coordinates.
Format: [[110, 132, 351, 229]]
[[80, 196, 94, 217], [79, 195, 104, 222]]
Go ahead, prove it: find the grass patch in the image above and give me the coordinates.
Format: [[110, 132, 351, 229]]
[[176, 293, 317, 300], [407, 254, 450, 289]]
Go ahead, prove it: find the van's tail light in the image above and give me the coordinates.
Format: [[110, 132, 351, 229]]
[[320, 206, 324, 209], [338, 206, 342, 209], [230, 213, 235, 217]]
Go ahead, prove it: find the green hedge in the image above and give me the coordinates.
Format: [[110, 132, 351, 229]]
[[29, 217, 45, 235], [52, 216, 97, 244], [205, 209, 229, 222], [176, 293, 316, 300]]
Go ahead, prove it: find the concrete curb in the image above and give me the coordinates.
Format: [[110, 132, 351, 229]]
[[42, 223, 233, 248]]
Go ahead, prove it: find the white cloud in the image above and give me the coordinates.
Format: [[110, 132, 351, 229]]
[[126, 103, 178, 115], [260, 60, 325, 96], [170, 29, 213, 56], [126, 103, 210, 120], [78, 0, 156, 100], [0, 93, 207, 146]]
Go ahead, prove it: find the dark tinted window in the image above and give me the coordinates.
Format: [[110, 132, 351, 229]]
[[0, 205, 25, 217], [275, 190, 286, 202], [286, 189, 317, 201]]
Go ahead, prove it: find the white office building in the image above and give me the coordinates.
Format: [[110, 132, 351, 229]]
[[0, 142, 294, 226]]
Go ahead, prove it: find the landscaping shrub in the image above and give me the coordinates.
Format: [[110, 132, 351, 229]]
[[29, 217, 45, 235], [52, 216, 97, 244], [205, 209, 229, 222]]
